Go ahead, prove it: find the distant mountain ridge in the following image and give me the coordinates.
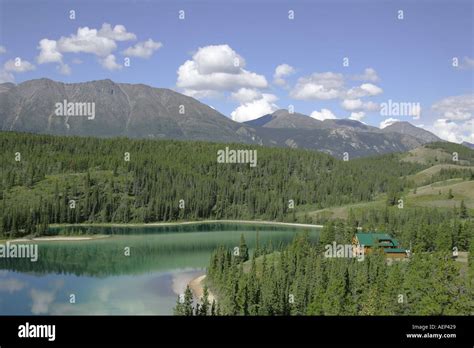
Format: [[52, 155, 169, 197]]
[[0, 78, 442, 158], [462, 141, 474, 149]]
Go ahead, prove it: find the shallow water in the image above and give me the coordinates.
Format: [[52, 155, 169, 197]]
[[0, 222, 320, 315]]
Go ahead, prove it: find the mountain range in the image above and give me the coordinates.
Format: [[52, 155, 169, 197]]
[[0, 78, 442, 158]]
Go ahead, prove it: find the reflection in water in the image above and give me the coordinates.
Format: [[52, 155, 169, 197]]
[[0, 223, 320, 315]]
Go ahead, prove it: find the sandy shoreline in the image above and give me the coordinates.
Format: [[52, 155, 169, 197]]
[[188, 275, 216, 303], [9, 235, 110, 242], [50, 219, 323, 229]]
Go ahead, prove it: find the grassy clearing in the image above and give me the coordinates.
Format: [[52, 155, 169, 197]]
[[406, 180, 474, 209], [407, 164, 474, 185]]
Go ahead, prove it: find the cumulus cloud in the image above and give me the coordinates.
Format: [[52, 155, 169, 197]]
[[352, 68, 379, 82], [122, 39, 162, 58], [432, 94, 474, 121], [98, 23, 136, 41], [341, 98, 379, 112], [0, 45, 6, 54], [4, 58, 35, 72], [231, 88, 262, 103], [290, 72, 344, 100], [37, 39, 63, 64], [57, 26, 117, 57], [36, 23, 145, 72], [194, 44, 245, 74], [100, 54, 123, 71], [231, 93, 278, 122], [310, 108, 336, 121], [428, 94, 474, 142], [429, 118, 474, 143], [273, 63, 295, 86], [346, 83, 383, 98], [380, 117, 400, 129], [177, 44, 267, 96], [349, 111, 365, 121]]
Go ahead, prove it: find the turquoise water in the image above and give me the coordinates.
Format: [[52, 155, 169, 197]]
[[0, 222, 320, 315]]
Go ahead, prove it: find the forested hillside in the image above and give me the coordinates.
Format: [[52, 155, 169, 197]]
[[0, 131, 428, 237], [200, 231, 473, 316]]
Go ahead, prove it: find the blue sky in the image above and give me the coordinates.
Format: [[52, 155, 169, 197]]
[[0, 0, 472, 142]]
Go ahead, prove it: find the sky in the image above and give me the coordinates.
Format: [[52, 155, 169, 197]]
[[0, 0, 473, 142]]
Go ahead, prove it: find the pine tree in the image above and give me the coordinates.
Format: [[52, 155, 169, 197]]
[[459, 200, 468, 219], [199, 286, 210, 316], [183, 285, 194, 316]]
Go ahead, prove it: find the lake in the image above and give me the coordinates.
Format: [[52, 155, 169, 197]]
[[0, 222, 320, 315]]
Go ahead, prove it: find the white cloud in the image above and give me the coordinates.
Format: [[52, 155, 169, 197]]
[[177, 44, 267, 94], [231, 88, 262, 103], [429, 118, 474, 143], [273, 63, 295, 86], [341, 98, 379, 111], [432, 94, 474, 121], [290, 72, 344, 100], [98, 23, 136, 41], [4, 58, 35, 72], [122, 39, 162, 58], [349, 111, 365, 121], [380, 117, 400, 129], [58, 26, 117, 57], [352, 68, 379, 82], [346, 83, 383, 98], [310, 108, 336, 121], [341, 99, 363, 110], [36, 23, 147, 72], [182, 89, 222, 99], [194, 44, 244, 74], [100, 54, 122, 71], [427, 95, 474, 143], [37, 39, 63, 64], [0, 45, 6, 54], [231, 93, 278, 122]]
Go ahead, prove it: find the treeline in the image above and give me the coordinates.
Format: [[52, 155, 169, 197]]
[[202, 232, 473, 316], [421, 168, 474, 186], [425, 142, 474, 164], [0, 131, 429, 237]]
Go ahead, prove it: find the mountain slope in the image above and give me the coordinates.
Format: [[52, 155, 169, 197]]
[[0, 78, 442, 158], [245, 109, 323, 129], [381, 121, 441, 143], [0, 78, 258, 143]]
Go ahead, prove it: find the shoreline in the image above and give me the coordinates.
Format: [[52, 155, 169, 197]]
[[188, 274, 216, 304], [8, 235, 110, 243], [49, 219, 323, 229]]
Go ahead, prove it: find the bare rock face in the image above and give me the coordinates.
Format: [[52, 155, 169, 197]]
[[0, 79, 441, 158]]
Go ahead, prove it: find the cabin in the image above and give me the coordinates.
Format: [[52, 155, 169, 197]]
[[352, 233, 408, 259]]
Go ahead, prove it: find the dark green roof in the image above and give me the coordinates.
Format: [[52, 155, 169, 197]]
[[355, 233, 400, 248]]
